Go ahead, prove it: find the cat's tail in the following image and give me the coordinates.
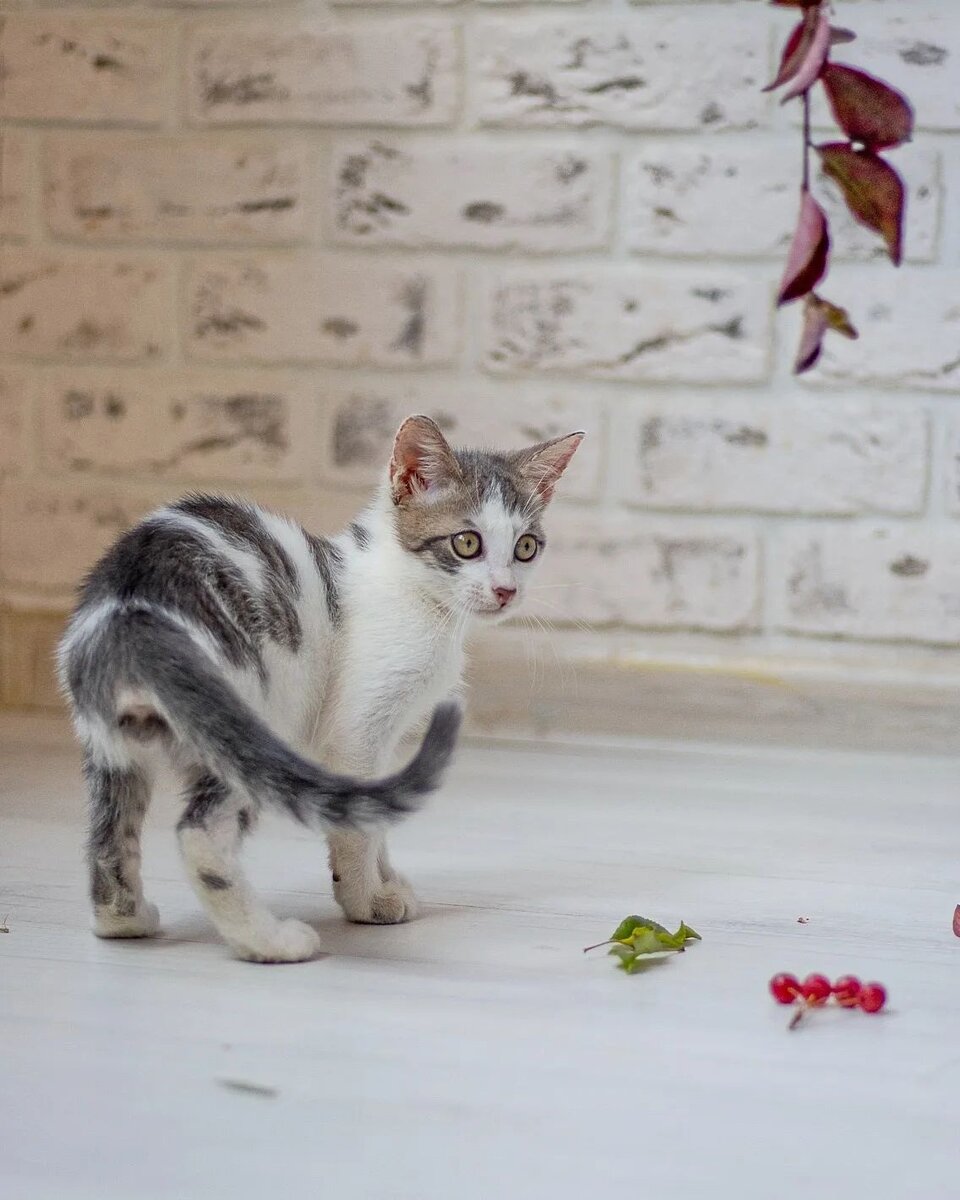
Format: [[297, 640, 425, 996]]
[[60, 603, 462, 827]]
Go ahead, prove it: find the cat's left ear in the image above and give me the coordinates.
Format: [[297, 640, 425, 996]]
[[512, 432, 584, 506], [390, 415, 463, 504]]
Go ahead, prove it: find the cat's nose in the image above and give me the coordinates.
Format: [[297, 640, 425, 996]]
[[493, 586, 517, 609]]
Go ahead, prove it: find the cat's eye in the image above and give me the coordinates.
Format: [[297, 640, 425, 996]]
[[514, 534, 539, 563], [451, 531, 482, 560]]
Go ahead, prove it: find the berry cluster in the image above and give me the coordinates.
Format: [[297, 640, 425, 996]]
[[769, 972, 887, 1029]]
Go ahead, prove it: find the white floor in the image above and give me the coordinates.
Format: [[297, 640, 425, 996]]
[[1, 715, 959, 1200]]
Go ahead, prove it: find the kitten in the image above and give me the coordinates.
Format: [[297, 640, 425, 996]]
[[58, 415, 582, 962]]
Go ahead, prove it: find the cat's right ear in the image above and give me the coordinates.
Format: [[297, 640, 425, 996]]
[[390, 415, 462, 505]]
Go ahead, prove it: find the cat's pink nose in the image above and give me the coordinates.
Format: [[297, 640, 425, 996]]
[[493, 587, 517, 609]]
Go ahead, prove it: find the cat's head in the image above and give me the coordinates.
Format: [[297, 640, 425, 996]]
[[387, 415, 583, 621]]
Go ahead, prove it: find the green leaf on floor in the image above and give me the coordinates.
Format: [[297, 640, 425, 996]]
[[585, 914, 701, 973]]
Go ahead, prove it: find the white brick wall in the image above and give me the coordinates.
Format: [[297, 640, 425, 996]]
[[186, 19, 460, 128], [1, 0, 959, 668], [44, 133, 313, 244]]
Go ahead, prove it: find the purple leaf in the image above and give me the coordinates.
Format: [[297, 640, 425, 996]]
[[822, 64, 914, 151], [765, 20, 808, 92], [794, 293, 858, 375], [780, 8, 831, 102], [818, 142, 906, 265], [779, 189, 830, 306]]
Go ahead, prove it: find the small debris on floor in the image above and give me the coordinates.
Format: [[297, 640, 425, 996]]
[[797, 917, 810, 924], [953, 905, 960, 938], [217, 1078, 278, 1098], [0, 916, 9, 933]]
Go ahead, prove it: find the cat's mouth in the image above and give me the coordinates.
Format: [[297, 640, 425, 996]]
[[475, 603, 514, 620]]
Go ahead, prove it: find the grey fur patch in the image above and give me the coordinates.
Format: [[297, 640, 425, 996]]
[[76, 518, 266, 679], [178, 772, 229, 829], [349, 521, 370, 550], [304, 531, 343, 625], [175, 495, 302, 652], [84, 757, 149, 912], [237, 807, 253, 834], [199, 870, 232, 891], [118, 710, 169, 741], [409, 533, 461, 575]]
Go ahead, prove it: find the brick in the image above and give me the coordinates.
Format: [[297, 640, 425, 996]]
[[38, 369, 321, 484], [0, 12, 171, 125], [618, 397, 927, 517], [330, 0, 462, 5], [0, 481, 154, 590], [187, 19, 459, 127], [528, 513, 759, 631], [483, 268, 770, 384], [941, 419, 960, 518], [805, 7, 960, 132], [0, 248, 171, 363], [625, 141, 939, 264], [328, 139, 611, 253], [0, 130, 31, 241], [475, 13, 767, 131], [151, 1, 284, 6], [776, 524, 960, 645], [800, 272, 960, 392], [44, 133, 312, 245], [0, 370, 30, 475], [185, 255, 460, 367], [321, 380, 602, 500]]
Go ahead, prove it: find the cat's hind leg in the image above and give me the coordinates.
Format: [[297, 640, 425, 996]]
[[328, 827, 419, 925], [177, 771, 321, 964], [85, 754, 159, 939]]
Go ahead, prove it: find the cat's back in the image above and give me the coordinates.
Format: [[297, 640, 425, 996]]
[[70, 493, 342, 683]]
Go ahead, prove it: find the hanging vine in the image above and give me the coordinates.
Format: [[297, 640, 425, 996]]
[[766, 0, 915, 373]]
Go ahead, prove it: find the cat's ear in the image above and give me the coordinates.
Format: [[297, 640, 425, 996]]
[[512, 432, 584, 506], [390, 415, 462, 504]]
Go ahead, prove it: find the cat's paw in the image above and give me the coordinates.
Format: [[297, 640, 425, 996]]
[[230, 918, 322, 964], [339, 877, 420, 925], [94, 900, 160, 939]]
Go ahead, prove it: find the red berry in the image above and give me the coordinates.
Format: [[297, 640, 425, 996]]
[[859, 982, 887, 1013], [801, 973, 831, 1005], [769, 973, 801, 1004], [832, 975, 862, 1007]]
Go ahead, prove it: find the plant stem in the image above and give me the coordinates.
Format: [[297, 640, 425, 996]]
[[582, 939, 615, 953], [802, 90, 812, 192]]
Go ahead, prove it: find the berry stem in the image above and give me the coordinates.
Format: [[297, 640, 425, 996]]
[[788, 1000, 808, 1030]]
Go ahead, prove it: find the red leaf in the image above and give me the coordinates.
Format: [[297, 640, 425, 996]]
[[765, 20, 807, 92], [781, 9, 831, 102], [822, 64, 914, 150], [770, 1, 821, 8], [954, 905, 960, 938], [765, 8, 830, 98], [818, 143, 906, 265], [794, 294, 858, 375], [778, 190, 830, 306], [795, 297, 828, 374]]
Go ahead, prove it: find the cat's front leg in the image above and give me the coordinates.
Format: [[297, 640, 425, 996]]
[[328, 827, 419, 925]]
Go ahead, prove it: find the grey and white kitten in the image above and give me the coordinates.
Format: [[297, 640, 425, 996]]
[[58, 415, 582, 962]]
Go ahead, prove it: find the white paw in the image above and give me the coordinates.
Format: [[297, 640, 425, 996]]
[[94, 900, 160, 939], [339, 877, 420, 925], [231, 919, 322, 964]]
